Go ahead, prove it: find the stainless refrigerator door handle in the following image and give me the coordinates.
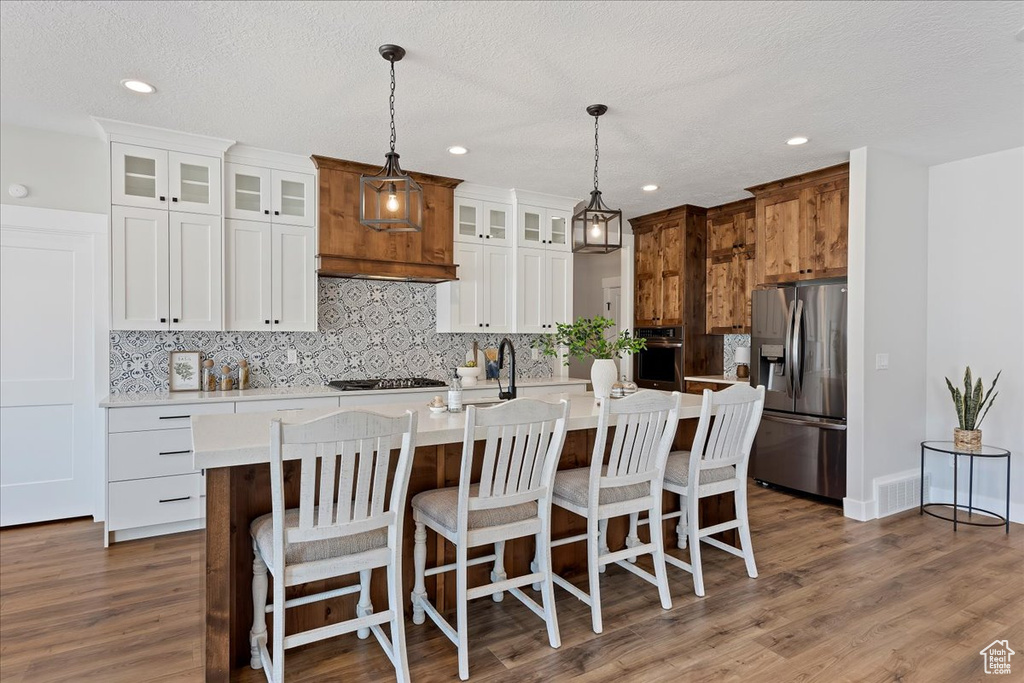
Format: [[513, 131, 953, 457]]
[[792, 299, 805, 398], [762, 413, 847, 430], [784, 300, 796, 397]]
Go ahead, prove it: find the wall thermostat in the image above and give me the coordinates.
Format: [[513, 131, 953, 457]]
[[8, 184, 29, 199]]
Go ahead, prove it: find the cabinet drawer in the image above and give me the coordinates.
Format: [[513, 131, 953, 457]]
[[108, 401, 234, 433], [686, 381, 726, 395], [233, 396, 340, 413], [108, 473, 205, 531], [109, 429, 198, 482]]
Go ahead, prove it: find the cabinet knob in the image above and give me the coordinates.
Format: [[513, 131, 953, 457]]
[[479, 234, 483, 239], [274, 320, 280, 325], [478, 324, 483, 328], [264, 210, 270, 215], [159, 196, 166, 202], [172, 197, 178, 203], [172, 317, 179, 323], [265, 320, 271, 324], [160, 317, 167, 323], [274, 210, 280, 216], [486, 235, 491, 239], [485, 323, 490, 327]]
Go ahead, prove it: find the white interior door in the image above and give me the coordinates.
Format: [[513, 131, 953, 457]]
[[168, 212, 222, 330], [111, 206, 169, 330], [225, 219, 272, 331], [1, 212, 102, 526], [272, 224, 316, 331]]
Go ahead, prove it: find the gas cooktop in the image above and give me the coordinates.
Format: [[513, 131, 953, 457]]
[[328, 377, 448, 391]]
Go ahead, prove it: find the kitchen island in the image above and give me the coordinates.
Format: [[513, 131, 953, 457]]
[[193, 391, 732, 682]]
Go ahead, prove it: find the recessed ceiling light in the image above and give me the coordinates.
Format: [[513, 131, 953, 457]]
[[642, 184, 659, 192], [447, 146, 468, 155], [121, 79, 156, 94], [786, 136, 809, 146]]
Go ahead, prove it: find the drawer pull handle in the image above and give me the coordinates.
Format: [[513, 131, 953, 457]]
[[158, 450, 192, 456], [158, 496, 191, 504], [159, 415, 191, 420]]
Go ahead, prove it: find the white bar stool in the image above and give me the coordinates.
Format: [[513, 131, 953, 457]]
[[548, 390, 682, 634], [631, 384, 765, 597], [410, 398, 570, 681], [249, 408, 418, 683]]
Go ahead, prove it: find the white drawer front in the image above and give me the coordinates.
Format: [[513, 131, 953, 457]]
[[108, 401, 234, 433], [109, 429, 198, 482], [233, 396, 340, 413], [108, 473, 204, 531]]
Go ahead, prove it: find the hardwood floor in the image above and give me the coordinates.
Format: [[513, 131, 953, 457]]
[[2, 487, 1021, 682]]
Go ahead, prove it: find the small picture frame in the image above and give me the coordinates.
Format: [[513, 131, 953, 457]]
[[169, 351, 202, 392]]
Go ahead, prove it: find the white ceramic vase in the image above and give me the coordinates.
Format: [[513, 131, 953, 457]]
[[456, 366, 481, 386], [591, 359, 618, 401]]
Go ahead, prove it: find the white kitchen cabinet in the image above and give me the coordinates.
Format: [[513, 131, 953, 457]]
[[272, 223, 317, 330], [436, 243, 511, 333], [168, 212, 222, 330], [112, 143, 220, 215], [517, 204, 571, 251], [454, 199, 511, 247], [225, 163, 315, 228], [225, 219, 272, 330], [111, 206, 170, 330], [225, 219, 315, 332], [516, 247, 573, 333]]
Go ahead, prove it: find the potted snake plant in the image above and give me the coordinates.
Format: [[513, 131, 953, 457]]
[[945, 366, 1000, 451], [536, 316, 646, 401]]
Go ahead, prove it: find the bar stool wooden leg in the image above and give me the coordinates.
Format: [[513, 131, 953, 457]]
[[412, 519, 427, 625], [491, 540, 507, 602], [356, 568, 373, 639], [249, 540, 268, 670]]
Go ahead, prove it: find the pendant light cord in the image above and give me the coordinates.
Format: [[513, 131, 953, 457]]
[[389, 58, 397, 153], [593, 115, 600, 192]]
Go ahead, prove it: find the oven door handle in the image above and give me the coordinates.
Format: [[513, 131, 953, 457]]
[[643, 341, 684, 348]]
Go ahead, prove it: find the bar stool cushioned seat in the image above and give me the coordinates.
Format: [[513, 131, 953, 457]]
[[413, 484, 537, 534], [552, 467, 648, 508], [251, 508, 388, 565], [664, 452, 736, 488]]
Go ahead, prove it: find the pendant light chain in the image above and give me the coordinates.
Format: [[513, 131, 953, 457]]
[[593, 114, 600, 192], [389, 58, 397, 153]]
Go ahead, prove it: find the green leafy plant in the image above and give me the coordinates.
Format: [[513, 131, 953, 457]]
[[463, 360, 477, 368], [535, 316, 646, 366], [945, 366, 1000, 430]]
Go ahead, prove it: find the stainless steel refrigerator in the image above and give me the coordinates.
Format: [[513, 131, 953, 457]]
[[749, 281, 847, 501]]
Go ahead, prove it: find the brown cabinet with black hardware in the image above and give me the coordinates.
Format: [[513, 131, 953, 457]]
[[749, 163, 849, 286], [705, 199, 756, 334]]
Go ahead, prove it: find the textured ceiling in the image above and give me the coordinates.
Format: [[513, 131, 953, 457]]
[[1, 1, 1022, 216]]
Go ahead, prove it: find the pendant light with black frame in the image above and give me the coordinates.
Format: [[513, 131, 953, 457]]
[[359, 44, 424, 233], [572, 104, 622, 253]]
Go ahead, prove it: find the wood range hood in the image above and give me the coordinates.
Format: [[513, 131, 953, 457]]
[[312, 155, 462, 282]]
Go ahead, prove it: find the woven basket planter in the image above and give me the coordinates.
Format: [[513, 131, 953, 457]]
[[953, 428, 982, 452]]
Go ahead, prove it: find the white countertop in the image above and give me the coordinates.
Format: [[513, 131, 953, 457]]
[[192, 390, 705, 470], [683, 375, 749, 386], [100, 377, 588, 408]]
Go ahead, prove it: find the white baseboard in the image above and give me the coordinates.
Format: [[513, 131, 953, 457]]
[[843, 497, 875, 521], [929, 487, 1022, 525]]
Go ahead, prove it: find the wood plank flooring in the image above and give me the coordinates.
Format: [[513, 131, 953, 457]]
[[1, 487, 1021, 682]]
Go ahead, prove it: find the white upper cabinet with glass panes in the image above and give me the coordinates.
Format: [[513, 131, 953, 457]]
[[517, 204, 571, 252], [111, 143, 221, 215], [454, 198, 511, 247], [226, 163, 315, 227]]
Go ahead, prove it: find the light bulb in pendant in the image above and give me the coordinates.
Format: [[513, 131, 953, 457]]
[[386, 192, 399, 213], [590, 221, 602, 238]]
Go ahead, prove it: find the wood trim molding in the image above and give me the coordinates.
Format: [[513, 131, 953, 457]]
[[318, 255, 457, 282], [744, 162, 849, 195], [311, 155, 462, 189], [628, 203, 708, 230], [706, 197, 755, 218]]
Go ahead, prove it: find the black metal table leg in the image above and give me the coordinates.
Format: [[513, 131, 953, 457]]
[[953, 453, 958, 532], [968, 455, 975, 517], [919, 444, 925, 516], [1007, 456, 1012, 535]]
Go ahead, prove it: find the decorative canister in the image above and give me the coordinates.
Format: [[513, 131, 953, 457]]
[[220, 365, 233, 391], [238, 359, 250, 390], [202, 359, 216, 392], [953, 428, 981, 452]]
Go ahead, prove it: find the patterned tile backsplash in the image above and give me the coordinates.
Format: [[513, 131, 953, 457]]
[[723, 334, 751, 376], [109, 278, 554, 394]]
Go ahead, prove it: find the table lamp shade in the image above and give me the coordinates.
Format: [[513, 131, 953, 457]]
[[734, 347, 751, 365]]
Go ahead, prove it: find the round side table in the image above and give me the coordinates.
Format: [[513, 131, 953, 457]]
[[920, 441, 1011, 533]]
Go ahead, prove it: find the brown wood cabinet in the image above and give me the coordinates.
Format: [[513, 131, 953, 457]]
[[705, 199, 755, 334], [629, 204, 722, 376], [685, 380, 728, 395], [312, 155, 462, 282], [749, 163, 849, 286]]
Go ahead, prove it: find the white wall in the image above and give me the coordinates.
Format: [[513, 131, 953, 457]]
[[0, 123, 108, 214], [846, 147, 930, 520], [926, 147, 1024, 522], [567, 250, 621, 379]]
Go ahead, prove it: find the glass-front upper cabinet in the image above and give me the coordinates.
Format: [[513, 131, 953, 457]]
[[225, 163, 272, 221], [518, 206, 544, 247], [455, 199, 511, 246], [548, 210, 570, 250], [483, 203, 511, 247], [454, 199, 481, 243], [168, 152, 221, 215], [271, 170, 316, 228], [111, 143, 168, 210]]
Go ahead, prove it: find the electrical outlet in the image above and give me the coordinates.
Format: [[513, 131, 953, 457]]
[[875, 353, 889, 370], [287, 349, 297, 364], [531, 348, 541, 361]]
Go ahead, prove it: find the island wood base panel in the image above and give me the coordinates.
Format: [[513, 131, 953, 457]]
[[204, 420, 737, 681]]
